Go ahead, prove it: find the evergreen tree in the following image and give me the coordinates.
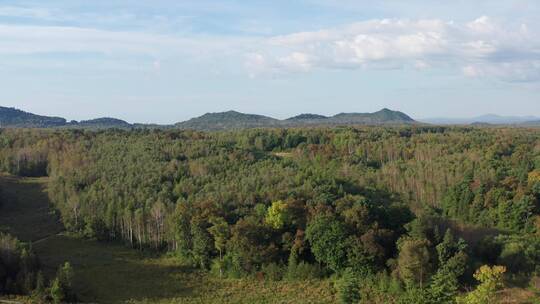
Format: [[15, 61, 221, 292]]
[[337, 268, 361, 304], [397, 238, 432, 288]]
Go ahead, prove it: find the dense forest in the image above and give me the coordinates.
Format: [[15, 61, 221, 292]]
[[0, 126, 539, 303]]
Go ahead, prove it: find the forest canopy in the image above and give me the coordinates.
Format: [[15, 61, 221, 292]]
[[0, 126, 539, 303]]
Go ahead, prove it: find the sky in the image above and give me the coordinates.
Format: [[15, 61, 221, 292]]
[[0, 0, 539, 123]]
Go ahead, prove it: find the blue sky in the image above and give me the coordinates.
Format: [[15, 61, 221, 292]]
[[0, 0, 539, 123]]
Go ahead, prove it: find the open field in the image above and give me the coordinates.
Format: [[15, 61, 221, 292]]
[[34, 234, 335, 304], [0, 174, 63, 242]]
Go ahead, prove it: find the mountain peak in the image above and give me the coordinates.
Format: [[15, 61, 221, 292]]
[[286, 113, 328, 121], [0, 106, 66, 128], [177, 110, 279, 131], [77, 117, 131, 128]]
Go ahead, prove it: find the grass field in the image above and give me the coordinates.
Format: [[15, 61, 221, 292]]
[[33, 234, 335, 304], [0, 174, 63, 242], [0, 175, 335, 304]]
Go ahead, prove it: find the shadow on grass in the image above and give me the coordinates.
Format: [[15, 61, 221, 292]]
[[0, 174, 64, 242], [33, 234, 200, 304]]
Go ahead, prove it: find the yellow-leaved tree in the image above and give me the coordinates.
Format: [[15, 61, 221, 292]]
[[457, 265, 506, 304]]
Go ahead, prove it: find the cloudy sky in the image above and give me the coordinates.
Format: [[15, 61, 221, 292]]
[[0, 0, 539, 123]]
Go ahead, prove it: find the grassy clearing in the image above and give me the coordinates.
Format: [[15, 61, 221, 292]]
[[33, 234, 335, 304], [0, 174, 63, 242]]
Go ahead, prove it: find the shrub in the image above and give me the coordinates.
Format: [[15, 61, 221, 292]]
[[261, 263, 285, 281], [286, 261, 323, 281]]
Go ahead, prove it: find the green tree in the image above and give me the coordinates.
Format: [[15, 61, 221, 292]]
[[32, 271, 46, 300], [57, 262, 74, 291], [429, 267, 459, 304], [265, 200, 291, 230], [337, 268, 361, 304], [306, 216, 350, 272], [208, 217, 230, 277], [191, 217, 212, 269], [397, 238, 432, 288], [50, 278, 64, 304], [457, 265, 506, 304]]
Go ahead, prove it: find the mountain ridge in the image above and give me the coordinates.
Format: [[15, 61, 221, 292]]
[[176, 108, 416, 130], [0, 106, 418, 130], [4, 105, 540, 130], [0, 106, 67, 128], [0, 106, 132, 129]]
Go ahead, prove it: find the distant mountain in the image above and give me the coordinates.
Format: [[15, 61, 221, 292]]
[[176, 110, 280, 131], [521, 120, 540, 127], [0, 106, 67, 128], [0, 106, 135, 129], [330, 108, 414, 125], [286, 114, 328, 121], [422, 114, 540, 125], [0, 105, 417, 131], [76, 117, 132, 129], [176, 108, 415, 130]]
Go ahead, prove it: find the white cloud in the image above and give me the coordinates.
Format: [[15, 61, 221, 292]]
[[0, 24, 255, 57], [278, 52, 316, 71], [0, 6, 54, 19], [0, 14, 538, 83], [245, 53, 269, 78], [247, 17, 540, 82], [467, 16, 496, 34], [462, 66, 482, 77]]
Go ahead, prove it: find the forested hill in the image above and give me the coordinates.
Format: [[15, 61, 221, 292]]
[[0, 106, 67, 128], [176, 108, 416, 130], [75, 117, 132, 129], [0, 106, 132, 129], [328, 108, 415, 125], [0, 106, 416, 130], [523, 120, 540, 126], [176, 110, 281, 130]]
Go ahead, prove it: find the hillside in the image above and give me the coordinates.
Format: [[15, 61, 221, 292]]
[[0, 106, 418, 130], [329, 108, 415, 125], [2, 106, 417, 131], [0, 106, 138, 129], [286, 113, 328, 121], [176, 110, 281, 130], [522, 120, 540, 127], [0, 106, 67, 128], [75, 117, 132, 129]]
